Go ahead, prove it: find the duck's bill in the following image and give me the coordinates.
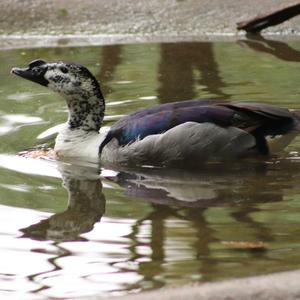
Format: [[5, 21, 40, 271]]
[[11, 65, 49, 87]]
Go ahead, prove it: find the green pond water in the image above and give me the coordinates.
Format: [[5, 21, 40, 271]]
[[1, 38, 300, 299]]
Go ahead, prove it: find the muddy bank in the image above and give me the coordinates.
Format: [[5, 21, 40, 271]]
[[1, 0, 300, 48]]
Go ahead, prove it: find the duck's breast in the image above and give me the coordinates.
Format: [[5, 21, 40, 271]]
[[55, 127, 106, 163]]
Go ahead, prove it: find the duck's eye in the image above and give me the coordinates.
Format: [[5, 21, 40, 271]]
[[60, 67, 68, 74]]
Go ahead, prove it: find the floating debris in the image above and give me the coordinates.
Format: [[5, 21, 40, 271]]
[[18, 148, 56, 160], [222, 241, 268, 250]]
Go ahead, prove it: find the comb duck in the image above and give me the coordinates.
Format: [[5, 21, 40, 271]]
[[11, 60, 300, 167]]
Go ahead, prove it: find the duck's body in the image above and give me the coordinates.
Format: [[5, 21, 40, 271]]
[[11, 60, 300, 167], [55, 99, 300, 166]]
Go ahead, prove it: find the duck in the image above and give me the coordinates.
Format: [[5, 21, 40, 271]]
[[11, 59, 300, 167]]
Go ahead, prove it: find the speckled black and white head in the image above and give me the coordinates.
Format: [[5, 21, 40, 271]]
[[12, 59, 105, 131]]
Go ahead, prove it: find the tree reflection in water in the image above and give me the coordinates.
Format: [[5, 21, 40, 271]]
[[158, 42, 229, 102]]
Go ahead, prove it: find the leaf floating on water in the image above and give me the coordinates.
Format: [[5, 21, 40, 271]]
[[221, 241, 268, 250], [18, 149, 56, 160]]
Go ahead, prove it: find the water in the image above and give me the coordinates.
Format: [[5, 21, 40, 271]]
[[1, 38, 300, 299]]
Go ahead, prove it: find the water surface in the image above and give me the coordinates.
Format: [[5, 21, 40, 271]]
[[1, 37, 300, 299]]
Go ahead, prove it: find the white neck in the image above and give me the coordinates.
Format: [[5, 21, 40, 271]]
[[54, 125, 108, 163]]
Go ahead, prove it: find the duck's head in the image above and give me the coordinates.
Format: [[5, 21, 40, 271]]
[[11, 59, 102, 100]]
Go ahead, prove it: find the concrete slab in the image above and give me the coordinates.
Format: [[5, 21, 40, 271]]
[[86, 269, 300, 300], [1, 0, 300, 49]]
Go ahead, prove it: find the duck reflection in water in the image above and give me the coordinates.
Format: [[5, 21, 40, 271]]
[[19, 158, 300, 244], [20, 163, 105, 241], [17, 157, 300, 287]]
